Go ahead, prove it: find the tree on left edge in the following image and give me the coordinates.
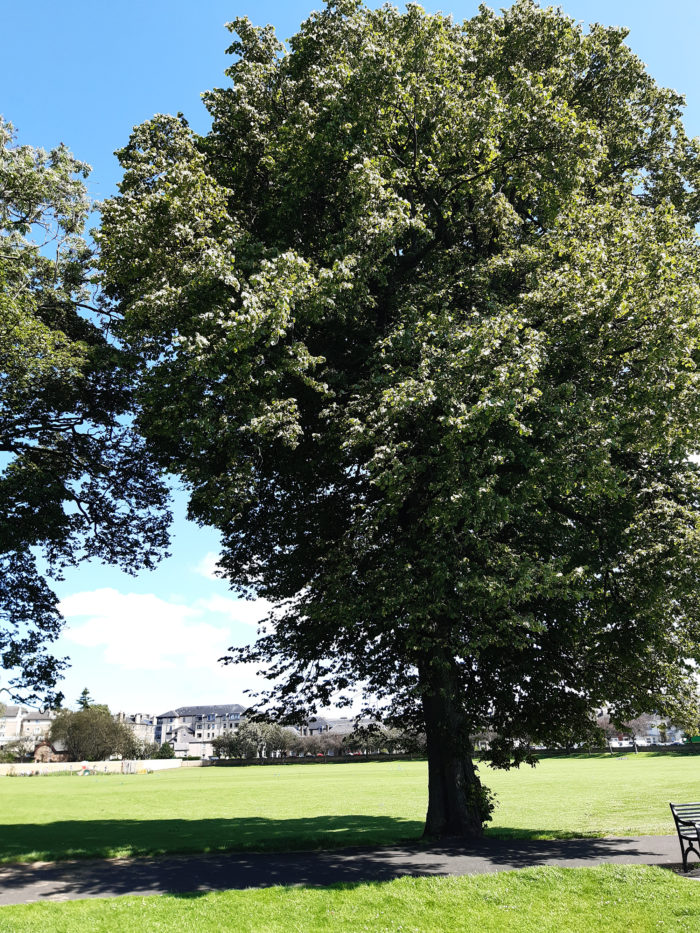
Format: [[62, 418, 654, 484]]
[[0, 119, 171, 706]]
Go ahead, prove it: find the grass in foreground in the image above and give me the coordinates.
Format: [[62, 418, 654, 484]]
[[1, 865, 698, 932], [1, 753, 698, 863]]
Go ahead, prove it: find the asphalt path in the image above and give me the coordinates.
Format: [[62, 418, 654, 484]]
[[0, 835, 689, 905]]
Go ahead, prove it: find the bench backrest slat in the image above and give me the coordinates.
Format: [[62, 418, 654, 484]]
[[670, 803, 700, 824]]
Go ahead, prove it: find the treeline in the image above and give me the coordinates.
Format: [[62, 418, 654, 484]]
[[211, 722, 426, 759]]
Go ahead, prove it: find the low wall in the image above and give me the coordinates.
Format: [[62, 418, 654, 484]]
[[0, 758, 183, 776]]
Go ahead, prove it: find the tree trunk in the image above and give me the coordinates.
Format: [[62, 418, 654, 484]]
[[421, 677, 487, 839]]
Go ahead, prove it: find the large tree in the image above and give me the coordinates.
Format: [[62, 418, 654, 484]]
[[49, 703, 138, 761], [0, 120, 170, 705], [99, 0, 700, 837]]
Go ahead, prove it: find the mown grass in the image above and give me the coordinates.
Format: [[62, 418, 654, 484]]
[[1, 753, 697, 863], [1, 865, 698, 932]]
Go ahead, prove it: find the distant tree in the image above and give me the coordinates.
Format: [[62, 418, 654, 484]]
[[596, 713, 617, 754], [260, 723, 290, 757], [286, 731, 306, 758], [596, 711, 657, 752], [343, 725, 389, 755], [623, 714, 653, 736], [381, 727, 420, 754], [100, 0, 700, 839], [657, 722, 669, 744], [0, 737, 32, 762], [624, 713, 656, 752], [211, 733, 236, 759], [76, 688, 93, 710], [158, 741, 176, 759], [239, 721, 266, 758], [277, 727, 301, 757], [212, 723, 299, 758], [212, 721, 266, 759], [116, 729, 142, 760], [49, 705, 135, 760], [137, 741, 161, 760], [0, 119, 171, 706], [299, 734, 323, 757], [318, 732, 345, 757]]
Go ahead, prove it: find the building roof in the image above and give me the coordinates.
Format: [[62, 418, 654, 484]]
[[34, 738, 67, 751], [1, 705, 28, 718], [324, 718, 358, 734], [23, 712, 53, 721], [157, 704, 246, 718], [115, 712, 155, 720]]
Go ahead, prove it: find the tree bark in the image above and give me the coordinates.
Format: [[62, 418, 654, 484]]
[[421, 674, 487, 839]]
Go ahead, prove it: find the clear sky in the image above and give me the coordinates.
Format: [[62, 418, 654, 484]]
[[3, 1, 699, 714]]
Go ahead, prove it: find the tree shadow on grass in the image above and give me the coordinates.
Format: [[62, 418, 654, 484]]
[[0, 818, 680, 905], [0, 814, 424, 864]]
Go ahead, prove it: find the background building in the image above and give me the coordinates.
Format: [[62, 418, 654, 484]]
[[113, 712, 156, 745], [0, 706, 55, 753], [155, 704, 246, 757]]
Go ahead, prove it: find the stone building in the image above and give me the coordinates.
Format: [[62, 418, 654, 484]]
[[113, 712, 156, 745], [0, 706, 54, 749], [155, 704, 246, 757]]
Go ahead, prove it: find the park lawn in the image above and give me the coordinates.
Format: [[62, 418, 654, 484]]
[[1, 753, 699, 863], [0, 865, 698, 932]]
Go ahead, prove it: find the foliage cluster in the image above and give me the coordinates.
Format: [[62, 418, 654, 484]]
[[0, 737, 33, 763], [49, 703, 139, 761], [210, 720, 424, 758], [211, 721, 299, 759], [0, 120, 170, 705]]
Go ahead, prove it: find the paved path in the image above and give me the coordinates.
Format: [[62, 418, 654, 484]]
[[0, 835, 686, 905]]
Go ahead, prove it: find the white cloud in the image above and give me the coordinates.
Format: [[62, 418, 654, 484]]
[[198, 594, 273, 627], [192, 551, 223, 581], [60, 588, 233, 672]]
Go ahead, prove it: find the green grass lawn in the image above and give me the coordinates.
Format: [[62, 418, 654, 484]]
[[1, 753, 698, 863], [1, 865, 698, 932]]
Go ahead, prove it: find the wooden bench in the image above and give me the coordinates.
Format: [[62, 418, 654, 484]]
[[669, 802, 700, 871]]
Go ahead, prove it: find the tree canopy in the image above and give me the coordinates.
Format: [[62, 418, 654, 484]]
[[212, 721, 298, 759], [49, 702, 139, 761], [0, 120, 170, 705], [99, 0, 700, 837]]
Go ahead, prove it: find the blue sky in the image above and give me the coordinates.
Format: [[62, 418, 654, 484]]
[[3, 1, 700, 714]]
